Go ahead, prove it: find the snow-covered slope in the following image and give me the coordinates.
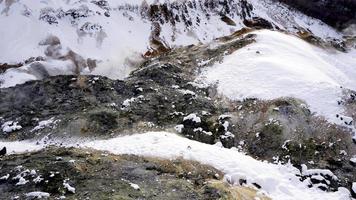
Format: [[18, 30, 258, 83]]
[[0, 132, 352, 200], [0, 0, 345, 87], [200, 29, 356, 127]]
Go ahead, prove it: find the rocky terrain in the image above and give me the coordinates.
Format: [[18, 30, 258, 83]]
[[0, 147, 270, 200], [0, 0, 356, 199]]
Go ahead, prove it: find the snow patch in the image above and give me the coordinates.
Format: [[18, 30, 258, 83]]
[[175, 124, 184, 133], [0, 174, 10, 180], [350, 156, 356, 165], [15, 177, 29, 186], [25, 192, 50, 198], [31, 118, 57, 132], [129, 183, 140, 190], [1, 121, 22, 133], [63, 180, 76, 194], [183, 114, 201, 123]]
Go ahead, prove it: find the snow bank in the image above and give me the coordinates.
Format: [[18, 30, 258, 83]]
[[0, 140, 45, 154], [200, 30, 356, 124]]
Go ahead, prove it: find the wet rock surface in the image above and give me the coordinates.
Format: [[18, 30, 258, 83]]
[[0, 30, 355, 196]]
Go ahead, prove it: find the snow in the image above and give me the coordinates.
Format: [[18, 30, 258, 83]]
[[183, 113, 201, 123], [351, 156, 356, 164], [301, 164, 337, 180], [220, 131, 235, 139], [31, 118, 57, 132], [30, 169, 37, 175], [0, 140, 45, 154], [0, 174, 10, 180], [79, 132, 351, 200], [121, 95, 144, 109], [63, 181, 76, 194], [25, 192, 50, 198], [1, 121, 22, 133], [193, 127, 213, 136], [33, 176, 44, 184], [0, 132, 352, 199], [352, 183, 356, 194], [200, 30, 356, 125], [179, 89, 196, 96], [0, 0, 346, 88], [174, 124, 184, 133], [0, 0, 152, 87], [0, 69, 37, 88], [15, 177, 29, 186], [129, 183, 140, 190]]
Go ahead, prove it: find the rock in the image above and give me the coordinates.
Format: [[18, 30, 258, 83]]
[[0, 147, 6, 156], [243, 17, 274, 29], [204, 180, 270, 200], [350, 156, 356, 166], [221, 15, 236, 26]]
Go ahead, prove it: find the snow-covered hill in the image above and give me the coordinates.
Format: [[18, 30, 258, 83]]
[[0, 0, 347, 87], [200, 30, 356, 128]]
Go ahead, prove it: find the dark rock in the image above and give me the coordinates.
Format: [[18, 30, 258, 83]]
[[88, 111, 118, 133], [351, 184, 356, 198], [221, 15, 236, 26], [0, 147, 6, 156], [243, 17, 274, 29], [252, 183, 261, 189]]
